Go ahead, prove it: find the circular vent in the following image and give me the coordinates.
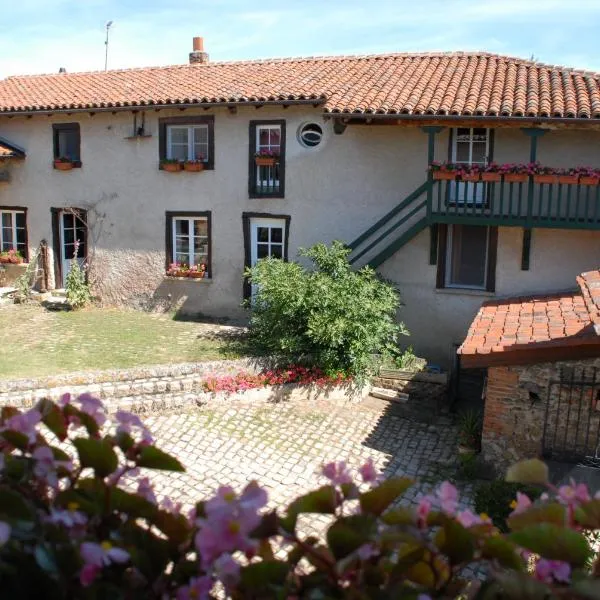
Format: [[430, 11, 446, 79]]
[[298, 122, 323, 148]]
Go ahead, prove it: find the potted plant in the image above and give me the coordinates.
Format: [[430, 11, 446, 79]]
[[481, 162, 502, 183], [0, 249, 24, 264], [556, 167, 579, 185], [429, 162, 458, 181], [183, 157, 205, 172], [188, 263, 207, 279], [531, 163, 558, 184], [460, 164, 481, 182], [500, 163, 530, 183], [160, 159, 182, 172], [166, 262, 190, 277], [255, 150, 278, 167], [457, 410, 483, 455], [54, 157, 74, 171], [578, 167, 600, 185]]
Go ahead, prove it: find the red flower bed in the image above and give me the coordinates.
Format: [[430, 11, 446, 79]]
[[202, 366, 349, 393]]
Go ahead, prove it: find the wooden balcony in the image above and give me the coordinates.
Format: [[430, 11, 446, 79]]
[[429, 176, 600, 229]]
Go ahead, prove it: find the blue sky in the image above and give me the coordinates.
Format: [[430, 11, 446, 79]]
[[1, 0, 599, 78]]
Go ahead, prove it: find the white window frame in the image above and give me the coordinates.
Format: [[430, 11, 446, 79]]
[[255, 124, 281, 187], [445, 224, 489, 290], [0, 209, 26, 254], [171, 216, 209, 272], [249, 217, 286, 267], [166, 124, 209, 162], [451, 127, 490, 166]]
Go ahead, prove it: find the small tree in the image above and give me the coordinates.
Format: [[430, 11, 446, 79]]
[[246, 241, 406, 379], [65, 241, 91, 309]]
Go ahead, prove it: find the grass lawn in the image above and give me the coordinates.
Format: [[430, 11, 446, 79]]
[[0, 304, 247, 380]]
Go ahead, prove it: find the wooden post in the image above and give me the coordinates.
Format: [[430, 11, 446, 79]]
[[521, 128, 547, 225], [421, 126, 444, 220]]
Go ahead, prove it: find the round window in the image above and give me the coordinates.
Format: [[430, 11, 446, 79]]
[[298, 122, 323, 148]]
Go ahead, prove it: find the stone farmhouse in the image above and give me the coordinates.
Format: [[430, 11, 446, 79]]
[[0, 38, 600, 369]]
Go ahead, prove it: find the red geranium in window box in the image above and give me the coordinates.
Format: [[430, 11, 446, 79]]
[[255, 150, 279, 167]]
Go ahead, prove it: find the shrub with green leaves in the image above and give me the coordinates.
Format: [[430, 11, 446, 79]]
[[65, 261, 91, 309], [245, 241, 406, 379]]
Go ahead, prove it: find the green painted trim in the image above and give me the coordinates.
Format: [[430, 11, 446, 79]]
[[349, 200, 427, 264], [429, 224, 439, 265], [347, 181, 429, 250], [368, 218, 429, 268], [431, 214, 600, 230], [521, 228, 532, 270]]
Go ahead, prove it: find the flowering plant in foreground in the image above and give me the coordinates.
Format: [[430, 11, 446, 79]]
[[0, 395, 598, 598]]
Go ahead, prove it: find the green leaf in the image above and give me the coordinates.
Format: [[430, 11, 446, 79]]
[[506, 459, 549, 485], [282, 486, 337, 533], [382, 507, 417, 526], [507, 502, 566, 531], [111, 489, 157, 520], [240, 561, 289, 590], [72, 438, 118, 477], [572, 579, 600, 600], [63, 405, 99, 437], [1, 430, 29, 451], [250, 511, 279, 539], [326, 515, 376, 560], [35, 399, 67, 441], [0, 486, 34, 520], [491, 572, 552, 600], [359, 477, 413, 516], [151, 511, 190, 546], [435, 519, 475, 565], [575, 499, 600, 529], [510, 524, 592, 566], [481, 536, 525, 572], [49, 446, 71, 463], [137, 446, 184, 472], [34, 544, 58, 575]]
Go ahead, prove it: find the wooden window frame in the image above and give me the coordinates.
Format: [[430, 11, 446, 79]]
[[50, 207, 88, 288], [0, 206, 29, 262], [249, 120, 286, 198], [52, 123, 81, 167], [165, 211, 212, 277], [436, 224, 497, 293], [242, 211, 291, 298], [159, 116, 215, 170]]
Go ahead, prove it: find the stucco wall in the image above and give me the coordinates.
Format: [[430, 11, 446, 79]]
[[0, 112, 599, 362]]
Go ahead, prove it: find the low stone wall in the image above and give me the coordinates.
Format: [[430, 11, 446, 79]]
[[482, 357, 600, 472]]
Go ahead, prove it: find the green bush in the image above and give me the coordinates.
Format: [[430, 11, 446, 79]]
[[65, 260, 91, 309], [474, 479, 543, 531], [245, 241, 406, 380]]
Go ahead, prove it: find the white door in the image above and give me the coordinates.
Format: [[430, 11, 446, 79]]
[[249, 218, 286, 295], [59, 210, 87, 286], [451, 127, 489, 204]]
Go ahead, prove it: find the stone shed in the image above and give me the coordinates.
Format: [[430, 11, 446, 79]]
[[458, 270, 600, 472]]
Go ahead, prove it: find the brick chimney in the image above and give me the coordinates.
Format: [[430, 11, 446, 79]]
[[189, 37, 209, 64]]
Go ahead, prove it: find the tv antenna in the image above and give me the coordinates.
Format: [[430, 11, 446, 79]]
[[104, 21, 114, 71]]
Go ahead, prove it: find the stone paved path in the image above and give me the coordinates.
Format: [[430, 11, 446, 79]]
[[141, 395, 474, 534]]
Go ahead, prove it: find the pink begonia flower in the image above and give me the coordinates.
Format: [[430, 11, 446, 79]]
[[80, 541, 130, 567], [160, 496, 182, 514], [436, 481, 458, 515], [115, 410, 154, 444], [417, 496, 432, 526], [359, 458, 378, 483], [322, 461, 353, 486], [357, 543, 379, 560], [558, 480, 590, 506], [535, 559, 571, 583], [48, 504, 88, 529], [77, 394, 106, 427], [0, 522, 10, 545], [137, 477, 157, 504], [456, 509, 491, 528], [2, 409, 42, 444], [510, 492, 532, 515], [80, 564, 100, 587], [214, 553, 241, 588], [418, 595, 432, 600], [58, 393, 71, 407], [33, 446, 71, 489], [176, 576, 212, 600]]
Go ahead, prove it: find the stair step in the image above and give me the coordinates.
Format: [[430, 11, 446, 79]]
[[370, 386, 409, 403], [52, 289, 67, 297]]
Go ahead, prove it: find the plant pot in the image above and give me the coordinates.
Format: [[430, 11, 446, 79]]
[[432, 171, 456, 181], [533, 174, 558, 184], [255, 157, 276, 167], [481, 172, 501, 183], [162, 162, 182, 172], [461, 173, 480, 182], [504, 173, 528, 183], [188, 271, 206, 279], [558, 175, 579, 185], [580, 176, 600, 185], [54, 161, 73, 171], [184, 162, 204, 172]]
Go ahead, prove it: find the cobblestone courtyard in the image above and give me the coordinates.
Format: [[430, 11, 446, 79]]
[[142, 395, 474, 526]]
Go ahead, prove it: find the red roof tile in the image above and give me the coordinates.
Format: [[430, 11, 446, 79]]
[[0, 52, 599, 118], [459, 270, 600, 366]]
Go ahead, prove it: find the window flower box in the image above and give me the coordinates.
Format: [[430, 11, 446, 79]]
[[461, 173, 480, 182], [533, 173, 558, 184], [481, 172, 501, 183], [255, 156, 277, 167], [580, 175, 600, 185], [160, 160, 182, 172], [0, 249, 24, 264], [432, 171, 456, 181], [557, 174, 579, 185], [183, 160, 204, 172], [504, 173, 529, 183], [54, 158, 74, 171]]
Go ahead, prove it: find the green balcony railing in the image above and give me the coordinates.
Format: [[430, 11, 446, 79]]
[[429, 176, 600, 229]]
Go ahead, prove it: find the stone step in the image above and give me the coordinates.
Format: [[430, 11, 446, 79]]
[[370, 386, 409, 403]]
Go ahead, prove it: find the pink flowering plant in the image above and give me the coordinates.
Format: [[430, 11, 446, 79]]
[[0, 395, 598, 598]]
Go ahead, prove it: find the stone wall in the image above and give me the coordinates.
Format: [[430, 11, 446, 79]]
[[481, 357, 600, 472]]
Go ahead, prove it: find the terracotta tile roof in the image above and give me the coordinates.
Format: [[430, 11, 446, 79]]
[[459, 270, 600, 366], [0, 52, 599, 119]]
